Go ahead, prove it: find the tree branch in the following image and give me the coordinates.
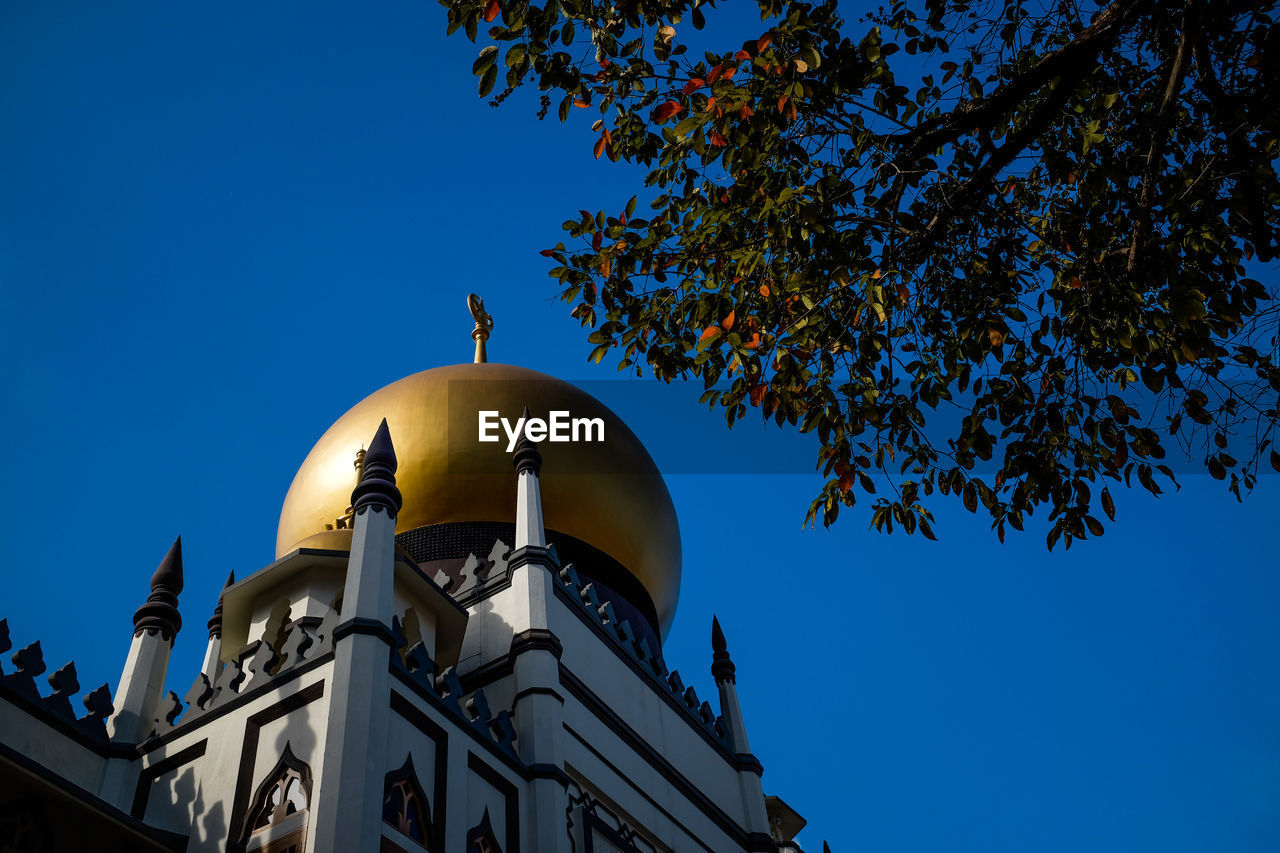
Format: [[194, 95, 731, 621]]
[[896, 0, 1148, 156], [1127, 3, 1196, 273]]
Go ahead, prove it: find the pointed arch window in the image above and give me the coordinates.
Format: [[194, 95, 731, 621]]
[[242, 743, 312, 852], [382, 754, 432, 847], [465, 808, 503, 853]]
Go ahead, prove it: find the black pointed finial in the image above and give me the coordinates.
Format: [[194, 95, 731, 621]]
[[133, 537, 184, 640], [512, 405, 543, 476], [207, 571, 234, 639], [351, 418, 403, 516], [711, 615, 736, 684]]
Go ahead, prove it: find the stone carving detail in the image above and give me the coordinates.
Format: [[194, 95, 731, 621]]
[[42, 662, 80, 722], [441, 538, 513, 602], [162, 607, 340, 732], [388, 615, 518, 758], [552, 564, 736, 751], [0, 618, 115, 744]]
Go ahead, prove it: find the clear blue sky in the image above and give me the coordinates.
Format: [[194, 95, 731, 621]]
[[2, 3, 1277, 851]]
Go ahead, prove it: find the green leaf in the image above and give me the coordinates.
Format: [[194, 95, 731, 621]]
[[473, 46, 498, 75], [479, 64, 497, 96]]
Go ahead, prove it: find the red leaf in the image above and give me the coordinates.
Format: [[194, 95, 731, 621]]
[[652, 100, 683, 123], [738, 103, 755, 120], [722, 310, 736, 330], [682, 77, 706, 94], [592, 231, 602, 251], [539, 249, 555, 257], [757, 33, 773, 52], [722, 65, 737, 80], [710, 130, 727, 147], [749, 384, 765, 407], [593, 135, 607, 159], [707, 64, 725, 84], [735, 49, 751, 61], [482, 0, 501, 22]]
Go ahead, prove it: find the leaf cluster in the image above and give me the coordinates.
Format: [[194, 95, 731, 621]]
[[442, 0, 1280, 547]]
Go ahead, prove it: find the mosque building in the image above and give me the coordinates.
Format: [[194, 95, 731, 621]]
[[0, 297, 813, 852]]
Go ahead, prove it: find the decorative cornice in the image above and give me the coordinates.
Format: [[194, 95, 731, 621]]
[[506, 544, 558, 573], [332, 617, 396, 646], [510, 628, 563, 660], [133, 537, 184, 641], [0, 623, 123, 756], [351, 418, 403, 516], [513, 686, 565, 705], [526, 762, 571, 787]]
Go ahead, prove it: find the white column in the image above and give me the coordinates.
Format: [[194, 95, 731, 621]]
[[107, 629, 173, 744], [514, 468, 546, 549], [712, 617, 773, 844], [107, 537, 183, 744], [311, 420, 400, 853]]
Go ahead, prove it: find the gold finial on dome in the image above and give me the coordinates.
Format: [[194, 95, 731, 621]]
[[468, 294, 494, 363], [327, 447, 367, 531]]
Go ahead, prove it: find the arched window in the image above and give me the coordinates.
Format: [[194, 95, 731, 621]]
[[466, 808, 503, 853], [382, 754, 432, 847], [241, 743, 312, 853]]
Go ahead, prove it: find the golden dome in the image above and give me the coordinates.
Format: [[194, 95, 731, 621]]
[[276, 362, 682, 635]]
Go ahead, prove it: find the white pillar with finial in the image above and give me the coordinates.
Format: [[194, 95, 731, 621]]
[[712, 615, 774, 845], [513, 405, 546, 549], [107, 536, 184, 745], [200, 571, 233, 682], [311, 418, 402, 853], [508, 412, 569, 850]]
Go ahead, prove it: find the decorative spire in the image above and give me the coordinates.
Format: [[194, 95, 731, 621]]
[[207, 571, 234, 639], [468, 293, 494, 363], [711, 615, 736, 684], [351, 418, 403, 516], [133, 537, 184, 640], [512, 405, 543, 476]]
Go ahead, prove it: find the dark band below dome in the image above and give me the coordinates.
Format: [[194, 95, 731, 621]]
[[395, 521, 661, 644]]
